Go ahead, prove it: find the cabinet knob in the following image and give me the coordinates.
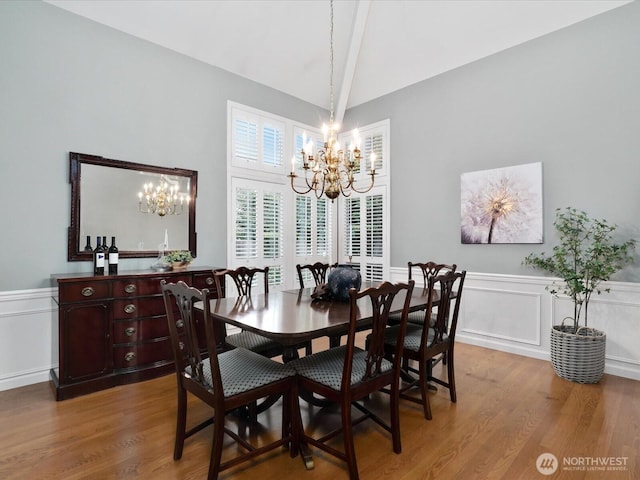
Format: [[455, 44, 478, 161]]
[[124, 327, 136, 336], [124, 352, 136, 362], [176, 320, 184, 329], [205, 277, 214, 286], [81, 287, 95, 297], [124, 304, 136, 314], [124, 284, 137, 294]]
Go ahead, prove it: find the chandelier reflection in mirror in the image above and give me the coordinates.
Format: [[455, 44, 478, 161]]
[[288, 0, 375, 201], [138, 177, 190, 217]]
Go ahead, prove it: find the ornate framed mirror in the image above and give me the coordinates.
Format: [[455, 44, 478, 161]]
[[68, 152, 197, 261]]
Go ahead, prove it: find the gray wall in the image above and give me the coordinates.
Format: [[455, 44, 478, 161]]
[[0, 1, 323, 290], [1, 1, 638, 291], [345, 1, 640, 281]]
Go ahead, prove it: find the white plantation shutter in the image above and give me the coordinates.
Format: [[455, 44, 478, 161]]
[[342, 188, 387, 282], [296, 197, 312, 256], [294, 195, 333, 274], [365, 193, 385, 282], [232, 107, 284, 170], [344, 198, 361, 258], [363, 133, 384, 172], [338, 120, 389, 281], [234, 117, 258, 163], [316, 199, 330, 256], [231, 178, 286, 289], [235, 187, 258, 259], [263, 123, 283, 167], [263, 191, 284, 286]]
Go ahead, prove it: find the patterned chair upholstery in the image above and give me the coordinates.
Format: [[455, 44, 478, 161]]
[[290, 280, 415, 480], [160, 280, 298, 480]]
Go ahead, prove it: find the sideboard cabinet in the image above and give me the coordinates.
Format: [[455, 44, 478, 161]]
[[51, 267, 220, 400]]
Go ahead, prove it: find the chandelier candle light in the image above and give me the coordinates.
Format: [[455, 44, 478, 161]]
[[288, 0, 375, 201], [138, 178, 189, 217]]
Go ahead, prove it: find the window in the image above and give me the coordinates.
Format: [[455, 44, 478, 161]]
[[230, 178, 286, 288], [228, 102, 388, 288], [337, 120, 390, 282]]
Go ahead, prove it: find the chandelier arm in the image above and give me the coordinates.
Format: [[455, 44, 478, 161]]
[[288, 174, 315, 196], [348, 173, 377, 194]]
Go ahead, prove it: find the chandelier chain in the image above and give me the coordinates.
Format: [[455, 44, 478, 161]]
[[287, 0, 376, 201], [329, 0, 334, 124]]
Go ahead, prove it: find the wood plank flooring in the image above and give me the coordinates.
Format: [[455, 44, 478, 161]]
[[0, 342, 638, 480]]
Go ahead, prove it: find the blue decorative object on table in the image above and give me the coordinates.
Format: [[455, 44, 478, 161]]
[[327, 266, 362, 301]]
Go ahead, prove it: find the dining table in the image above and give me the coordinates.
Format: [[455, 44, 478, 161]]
[[194, 281, 443, 470], [198, 281, 440, 362]]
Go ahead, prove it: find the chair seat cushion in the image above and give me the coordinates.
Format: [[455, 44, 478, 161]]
[[290, 345, 393, 391], [188, 348, 295, 398], [226, 330, 283, 354], [383, 324, 448, 352], [389, 310, 434, 326]]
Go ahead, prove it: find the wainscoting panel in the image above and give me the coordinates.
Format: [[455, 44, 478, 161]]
[[459, 286, 541, 346], [0, 288, 57, 392], [389, 268, 640, 381], [1, 273, 639, 392]]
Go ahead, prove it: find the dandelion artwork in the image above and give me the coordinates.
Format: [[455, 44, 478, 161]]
[[460, 162, 543, 244]]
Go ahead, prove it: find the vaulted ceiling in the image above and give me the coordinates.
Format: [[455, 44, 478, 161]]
[[46, 0, 631, 122]]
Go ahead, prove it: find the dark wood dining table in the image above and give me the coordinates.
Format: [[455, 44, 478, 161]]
[[194, 282, 441, 470], [199, 282, 439, 362]]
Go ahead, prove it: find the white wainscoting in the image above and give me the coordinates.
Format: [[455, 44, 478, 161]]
[[388, 269, 640, 381], [1, 273, 639, 393], [0, 288, 58, 392]]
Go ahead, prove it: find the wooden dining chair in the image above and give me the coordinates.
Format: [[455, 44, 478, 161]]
[[382, 270, 466, 420], [290, 280, 415, 480], [405, 261, 457, 326], [160, 280, 298, 480], [296, 262, 337, 288], [212, 266, 284, 358], [214, 266, 312, 357]]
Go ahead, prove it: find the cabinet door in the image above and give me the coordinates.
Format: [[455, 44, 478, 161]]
[[59, 302, 111, 382]]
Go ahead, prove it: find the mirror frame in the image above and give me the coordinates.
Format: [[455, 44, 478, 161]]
[[68, 152, 198, 261]]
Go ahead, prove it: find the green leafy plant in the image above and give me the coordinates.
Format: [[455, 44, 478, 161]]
[[523, 207, 635, 330], [163, 250, 193, 264]]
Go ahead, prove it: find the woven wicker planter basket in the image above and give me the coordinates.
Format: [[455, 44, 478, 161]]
[[550, 324, 606, 384]]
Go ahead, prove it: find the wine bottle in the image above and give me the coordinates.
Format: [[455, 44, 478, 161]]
[[102, 235, 108, 271], [108, 237, 119, 275], [93, 237, 105, 275], [84, 235, 92, 252]]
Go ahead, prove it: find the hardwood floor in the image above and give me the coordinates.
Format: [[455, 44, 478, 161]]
[[0, 342, 638, 480]]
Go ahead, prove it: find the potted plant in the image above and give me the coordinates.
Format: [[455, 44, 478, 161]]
[[523, 207, 635, 383], [163, 250, 194, 270]]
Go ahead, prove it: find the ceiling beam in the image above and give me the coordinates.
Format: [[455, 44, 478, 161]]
[[334, 0, 371, 126]]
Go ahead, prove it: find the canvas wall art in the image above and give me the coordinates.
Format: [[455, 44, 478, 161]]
[[460, 162, 543, 244]]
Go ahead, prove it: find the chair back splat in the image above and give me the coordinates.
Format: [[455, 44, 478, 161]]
[[211, 266, 285, 359], [296, 262, 337, 288], [213, 266, 269, 298], [161, 280, 298, 480], [291, 280, 415, 480]]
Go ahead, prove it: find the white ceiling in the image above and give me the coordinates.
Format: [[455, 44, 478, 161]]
[[45, 0, 631, 119]]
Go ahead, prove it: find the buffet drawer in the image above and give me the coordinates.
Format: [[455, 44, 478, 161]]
[[113, 339, 173, 369], [112, 296, 166, 319], [113, 316, 170, 344], [112, 275, 191, 297], [59, 282, 110, 303]]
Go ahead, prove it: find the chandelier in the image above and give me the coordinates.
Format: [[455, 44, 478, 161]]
[[138, 177, 190, 217], [288, 0, 375, 201]]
